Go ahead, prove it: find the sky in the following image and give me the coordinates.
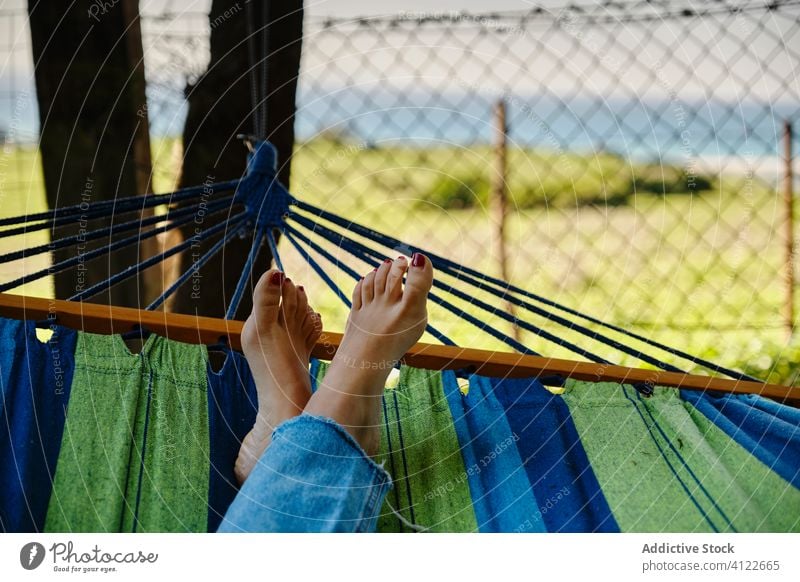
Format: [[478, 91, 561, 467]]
[[1, 0, 798, 156]]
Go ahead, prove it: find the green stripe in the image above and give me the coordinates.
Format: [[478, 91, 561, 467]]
[[123, 338, 209, 532], [313, 364, 477, 532], [669, 394, 800, 532], [45, 333, 209, 532], [45, 333, 145, 532], [564, 381, 800, 532]]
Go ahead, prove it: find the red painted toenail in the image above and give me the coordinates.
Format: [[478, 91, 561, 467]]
[[383, 258, 392, 264], [397, 256, 406, 260], [270, 272, 284, 285], [412, 253, 425, 268], [372, 268, 378, 272], [298, 285, 304, 292]]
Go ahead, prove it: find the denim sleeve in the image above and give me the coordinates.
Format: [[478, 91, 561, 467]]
[[217, 414, 393, 533]]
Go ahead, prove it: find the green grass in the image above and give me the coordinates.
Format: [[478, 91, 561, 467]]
[[2, 137, 798, 385], [0, 145, 52, 298]]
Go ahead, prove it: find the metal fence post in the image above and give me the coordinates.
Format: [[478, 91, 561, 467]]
[[490, 99, 521, 343], [784, 120, 795, 339]]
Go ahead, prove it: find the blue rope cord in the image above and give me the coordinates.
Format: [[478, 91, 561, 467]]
[[282, 228, 352, 309], [266, 228, 283, 272], [70, 212, 248, 302], [306, 213, 661, 367], [0, 133, 757, 385], [0, 203, 175, 240], [289, 220, 530, 352], [0, 204, 231, 293], [310, 219, 606, 362], [289, 207, 617, 362], [290, 200, 757, 380], [289, 215, 558, 358], [0, 178, 241, 229], [226, 225, 266, 320], [455, 271, 758, 381], [147, 221, 247, 310], [432, 266, 689, 371], [284, 225, 457, 346], [0, 196, 235, 265]]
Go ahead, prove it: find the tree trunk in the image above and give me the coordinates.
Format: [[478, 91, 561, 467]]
[[173, 0, 304, 318], [27, 0, 153, 308]]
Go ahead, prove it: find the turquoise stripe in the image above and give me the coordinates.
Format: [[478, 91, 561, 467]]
[[681, 390, 800, 489], [492, 376, 618, 532], [443, 373, 544, 532]]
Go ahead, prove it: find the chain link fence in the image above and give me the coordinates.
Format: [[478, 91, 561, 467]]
[[290, 0, 800, 382], [1, 0, 799, 381]]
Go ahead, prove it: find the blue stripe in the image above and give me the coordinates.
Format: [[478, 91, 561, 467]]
[[442, 372, 545, 532], [0, 318, 77, 532], [492, 376, 619, 532], [681, 389, 800, 489], [206, 348, 258, 532], [309, 358, 322, 393]]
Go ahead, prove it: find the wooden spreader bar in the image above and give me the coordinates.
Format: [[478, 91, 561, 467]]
[[1, 293, 796, 406]]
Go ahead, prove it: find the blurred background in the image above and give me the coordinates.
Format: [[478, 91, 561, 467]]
[[1, 0, 798, 382]]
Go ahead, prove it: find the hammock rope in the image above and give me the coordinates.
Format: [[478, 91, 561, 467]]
[[283, 224, 456, 347], [0, 178, 241, 229], [266, 228, 283, 272], [0, 138, 764, 388], [0, 203, 237, 293], [148, 221, 247, 311], [287, 217, 540, 356], [226, 225, 266, 320], [0, 196, 232, 265], [290, 199, 759, 383], [70, 211, 249, 302]]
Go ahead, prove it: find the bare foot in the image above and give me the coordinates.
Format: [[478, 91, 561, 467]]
[[235, 269, 322, 484], [303, 253, 433, 455]]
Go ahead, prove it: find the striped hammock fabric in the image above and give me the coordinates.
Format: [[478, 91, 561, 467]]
[[1, 317, 798, 532]]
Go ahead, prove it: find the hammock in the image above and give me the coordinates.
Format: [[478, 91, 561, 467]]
[[1, 317, 798, 533], [0, 7, 797, 530], [0, 139, 797, 532]]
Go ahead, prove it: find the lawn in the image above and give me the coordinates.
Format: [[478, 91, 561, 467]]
[[1, 137, 798, 385]]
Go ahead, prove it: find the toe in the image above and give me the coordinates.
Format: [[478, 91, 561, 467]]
[[295, 284, 309, 324], [403, 252, 433, 304], [351, 278, 363, 309], [251, 269, 284, 324], [303, 312, 322, 352], [374, 258, 393, 295], [361, 270, 376, 304], [280, 278, 298, 323], [386, 256, 408, 299]]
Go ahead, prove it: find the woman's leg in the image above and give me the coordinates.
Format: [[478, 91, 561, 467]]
[[218, 254, 433, 532]]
